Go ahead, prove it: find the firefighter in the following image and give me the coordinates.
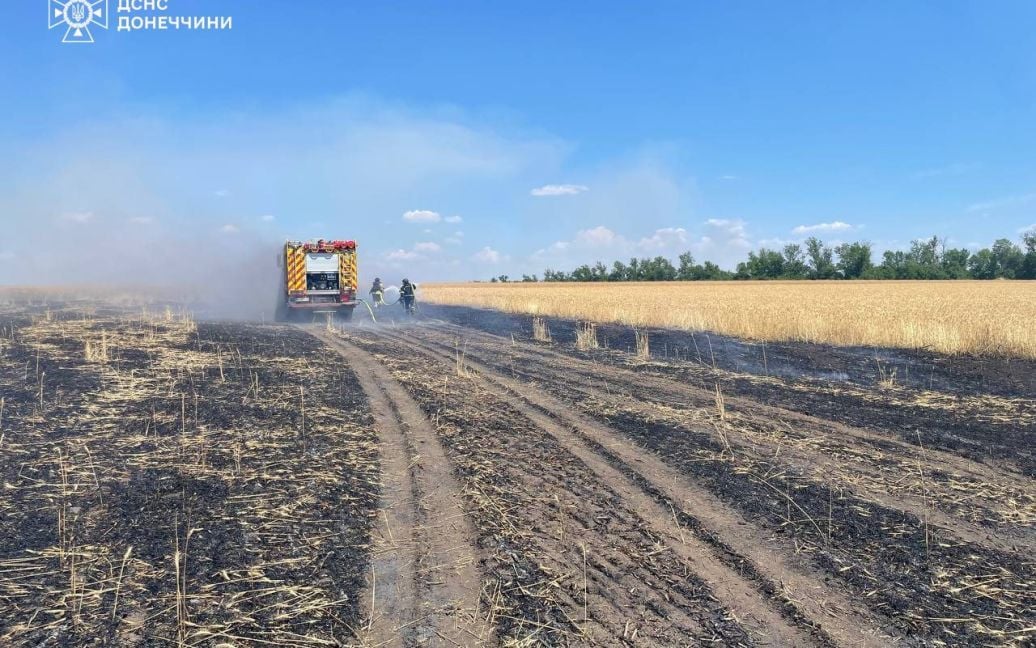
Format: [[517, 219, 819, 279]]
[[400, 278, 417, 315], [369, 277, 386, 307]]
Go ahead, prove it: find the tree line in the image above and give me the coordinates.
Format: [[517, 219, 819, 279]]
[[490, 232, 1036, 282]]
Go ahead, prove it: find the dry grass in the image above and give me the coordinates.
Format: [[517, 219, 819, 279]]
[[532, 317, 552, 343], [575, 322, 598, 351], [0, 309, 377, 645], [422, 281, 1036, 358], [634, 330, 650, 359]]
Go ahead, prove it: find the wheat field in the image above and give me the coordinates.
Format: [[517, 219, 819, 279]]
[[421, 281, 1036, 358]]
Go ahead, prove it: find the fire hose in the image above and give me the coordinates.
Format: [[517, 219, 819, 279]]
[[356, 295, 414, 323], [356, 299, 379, 323]]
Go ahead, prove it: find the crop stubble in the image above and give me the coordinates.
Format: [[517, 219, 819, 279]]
[[2, 297, 1032, 647], [332, 311, 1033, 647], [0, 307, 378, 646]]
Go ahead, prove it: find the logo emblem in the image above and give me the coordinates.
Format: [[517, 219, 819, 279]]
[[49, 0, 108, 43]]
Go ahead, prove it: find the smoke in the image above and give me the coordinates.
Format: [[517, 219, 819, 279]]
[[0, 211, 281, 319], [0, 95, 571, 298]]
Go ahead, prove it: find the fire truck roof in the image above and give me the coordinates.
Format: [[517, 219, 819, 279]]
[[286, 239, 357, 251]]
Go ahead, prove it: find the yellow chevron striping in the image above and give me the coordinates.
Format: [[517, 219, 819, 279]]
[[338, 251, 358, 289], [286, 247, 307, 291]]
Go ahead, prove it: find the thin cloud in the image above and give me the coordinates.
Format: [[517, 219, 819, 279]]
[[638, 227, 688, 251], [128, 216, 154, 225], [792, 221, 854, 235], [531, 241, 570, 261], [214, 189, 230, 198], [967, 193, 1036, 213], [706, 218, 749, 241], [403, 209, 441, 223], [413, 241, 441, 253], [260, 214, 275, 222], [0, 251, 14, 261], [531, 184, 589, 197], [719, 174, 738, 181], [533, 225, 696, 265], [474, 246, 507, 263], [386, 249, 420, 261], [914, 162, 977, 179], [756, 236, 796, 249], [575, 225, 620, 247], [693, 219, 754, 267], [59, 211, 94, 224], [220, 224, 239, 233], [444, 215, 463, 223]]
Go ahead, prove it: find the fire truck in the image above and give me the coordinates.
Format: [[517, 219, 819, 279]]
[[277, 239, 358, 321]]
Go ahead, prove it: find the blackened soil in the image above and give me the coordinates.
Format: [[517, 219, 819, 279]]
[[347, 331, 759, 646], [424, 305, 1035, 396], [387, 316, 1036, 646], [423, 304, 1036, 475], [0, 315, 379, 647]]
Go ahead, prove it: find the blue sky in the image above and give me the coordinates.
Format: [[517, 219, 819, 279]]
[[2, 1, 1035, 282]]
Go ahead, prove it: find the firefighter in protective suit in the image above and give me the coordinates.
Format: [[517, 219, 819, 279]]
[[369, 278, 386, 307], [400, 279, 417, 315]]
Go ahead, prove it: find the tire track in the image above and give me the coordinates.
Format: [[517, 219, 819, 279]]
[[309, 329, 486, 647], [426, 320, 1027, 489], [406, 323, 1036, 646], [540, 373, 1028, 552], [342, 333, 760, 644], [423, 320, 1034, 544], [423, 324, 1029, 552], [369, 326, 898, 647]]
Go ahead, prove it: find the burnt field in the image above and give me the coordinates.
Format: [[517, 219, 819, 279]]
[[1, 301, 1033, 647], [0, 306, 378, 646]]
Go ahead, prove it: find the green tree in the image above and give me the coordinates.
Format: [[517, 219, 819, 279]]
[[639, 256, 678, 281], [910, 237, 940, 269], [941, 248, 971, 279], [677, 252, 696, 280], [570, 264, 594, 281], [626, 258, 641, 281], [991, 238, 1025, 278], [805, 237, 837, 278], [967, 249, 996, 279], [878, 236, 949, 279], [1021, 232, 1036, 279], [736, 248, 785, 279], [782, 244, 808, 278], [879, 249, 909, 279], [697, 261, 732, 280], [834, 241, 873, 279]]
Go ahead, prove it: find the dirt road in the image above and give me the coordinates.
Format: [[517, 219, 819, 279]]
[[311, 330, 486, 646]]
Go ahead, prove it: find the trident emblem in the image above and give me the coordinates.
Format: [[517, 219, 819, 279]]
[[49, 0, 108, 43]]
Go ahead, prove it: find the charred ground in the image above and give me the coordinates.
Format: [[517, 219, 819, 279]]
[[0, 306, 377, 646], [427, 304, 1036, 476], [1, 299, 1033, 647]]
